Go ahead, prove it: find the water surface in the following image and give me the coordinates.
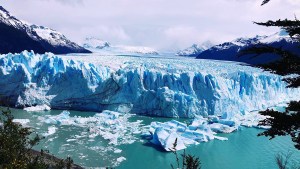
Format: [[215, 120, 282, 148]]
[[4, 107, 300, 169]]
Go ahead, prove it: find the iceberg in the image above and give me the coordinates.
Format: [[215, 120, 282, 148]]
[[12, 119, 30, 126], [0, 51, 299, 118], [24, 104, 51, 112], [143, 117, 231, 151], [43, 111, 73, 125], [142, 110, 269, 151], [43, 126, 58, 137]]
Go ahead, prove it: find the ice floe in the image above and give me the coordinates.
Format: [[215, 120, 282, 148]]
[[24, 104, 51, 112], [142, 111, 269, 151], [13, 119, 30, 126]]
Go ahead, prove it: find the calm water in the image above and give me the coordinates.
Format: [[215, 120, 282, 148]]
[[4, 107, 300, 169]]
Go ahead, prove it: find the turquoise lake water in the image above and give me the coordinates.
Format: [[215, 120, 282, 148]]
[[4, 107, 300, 169]]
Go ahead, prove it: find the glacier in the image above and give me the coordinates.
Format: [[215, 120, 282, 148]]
[[0, 51, 299, 118]]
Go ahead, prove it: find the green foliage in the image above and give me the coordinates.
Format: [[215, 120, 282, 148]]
[[0, 108, 42, 168], [170, 138, 201, 169], [184, 154, 201, 169], [53, 156, 74, 169], [239, 0, 300, 152], [258, 101, 300, 150], [0, 108, 76, 169], [27, 151, 49, 169], [261, 0, 271, 6], [255, 18, 300, 40]]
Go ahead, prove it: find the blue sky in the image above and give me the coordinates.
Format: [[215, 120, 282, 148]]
[[2, 0, 299, 50]]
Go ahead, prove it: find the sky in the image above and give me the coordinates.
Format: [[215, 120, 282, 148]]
[[1, 0, 300, 50]]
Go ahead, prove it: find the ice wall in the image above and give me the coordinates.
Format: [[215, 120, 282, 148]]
[[0, 51, 299, 118]]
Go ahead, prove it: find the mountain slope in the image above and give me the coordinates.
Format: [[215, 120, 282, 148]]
[[0, 22, 47, 54], [196, 31, 299, 65], [176, 41, 214, 57], [0, 6, 91, 54]]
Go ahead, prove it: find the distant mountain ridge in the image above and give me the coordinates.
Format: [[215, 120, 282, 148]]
[[83, 37, 159, 55], [0, 6, 91, 54], [176, 41, 214, 57], [196, 31, 299, 65], [83, 37, 111, 49]]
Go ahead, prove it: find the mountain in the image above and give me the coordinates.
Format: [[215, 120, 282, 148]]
[[176, 41, 214, 57], [196, 30, 299, 65], [0, 6, 91, 54], [82, 37, 159, 55], [83, 37, 111, 49]]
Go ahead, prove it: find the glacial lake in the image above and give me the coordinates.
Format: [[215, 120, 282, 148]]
[[5, 107, 300, 169]]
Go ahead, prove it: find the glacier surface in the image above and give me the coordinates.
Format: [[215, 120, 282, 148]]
[[0, 51, 299, 118]]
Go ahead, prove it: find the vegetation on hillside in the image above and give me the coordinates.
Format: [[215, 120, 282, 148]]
[[0, 108, 79, 169]]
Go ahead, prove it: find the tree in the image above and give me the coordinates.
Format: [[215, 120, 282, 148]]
[[258, 101, 300, 150], [169, 138, 201, 169], [240, 0, 300, 150], [0, 108, 76, 169]]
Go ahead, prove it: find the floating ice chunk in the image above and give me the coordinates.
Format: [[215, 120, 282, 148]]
[[145, 118, 230, 151], [13, 119, 30, 125], [151, 127, 170, 146], [151, 127, 186, 151], [43, 126, 57, 137], [116, 157, 126, 163], [218, 119, 236, 127], [95, 110, 120, 120], [24, 105, 51, 112], [254, 125, 271, 130], [215, 136, 228, 141], [209, 123, 237, 133], [43, 111, 74, 125], [165, 120, 187, 132], [164, 132, 186, 151], [189, 116, 208, 130], [66, 139, 77, 142], [114, 149, 122, 154]]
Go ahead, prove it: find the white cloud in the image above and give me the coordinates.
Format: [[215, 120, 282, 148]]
[[1, 0, 298, 50]]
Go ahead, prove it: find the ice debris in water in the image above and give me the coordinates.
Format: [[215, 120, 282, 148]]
[[12, 119, 30, 126], [40, 110, 143, 145], [142, 111, 269, 151], [43, 126, 57, 137], [114, 156, 127, 166], [24, 104, 51, 112]]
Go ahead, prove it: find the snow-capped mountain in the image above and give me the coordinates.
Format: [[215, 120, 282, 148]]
[[0, 6, 90, 54], [176, 41, 214, 57], [83, 37, 111, 49], [196, 30, 299, 65], [82, 37, 159, 55]]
